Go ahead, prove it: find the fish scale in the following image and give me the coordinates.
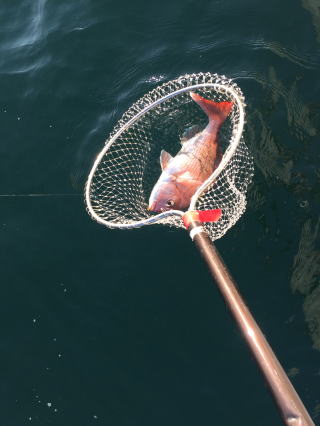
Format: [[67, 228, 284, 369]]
[[179, 132, 218, 178]]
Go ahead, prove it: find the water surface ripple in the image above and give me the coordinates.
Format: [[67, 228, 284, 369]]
[[1, 0, 320, 425]]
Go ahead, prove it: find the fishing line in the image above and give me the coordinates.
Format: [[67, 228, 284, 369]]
[[0, 194, 81, 197]]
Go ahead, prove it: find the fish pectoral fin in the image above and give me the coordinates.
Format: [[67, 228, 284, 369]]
[[176, 171, 193, 181], [176, 172, 202, 186], [160, 150, 173, 170]]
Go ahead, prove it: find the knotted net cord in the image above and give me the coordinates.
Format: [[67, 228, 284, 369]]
[[85, 73, 253, 241]]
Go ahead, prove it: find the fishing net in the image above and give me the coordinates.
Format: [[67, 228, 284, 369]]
[[85, 72, 253, 241]]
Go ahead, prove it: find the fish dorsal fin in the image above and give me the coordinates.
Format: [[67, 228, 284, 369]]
[[181, 124, 202, 144], [160, 150, 173, 170]]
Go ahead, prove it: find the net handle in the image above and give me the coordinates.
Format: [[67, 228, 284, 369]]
[[184, 213, 315, 426], [85, 82, 245, 229]]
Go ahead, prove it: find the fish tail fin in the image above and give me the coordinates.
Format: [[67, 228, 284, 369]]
[[190, 92, 233, 126]]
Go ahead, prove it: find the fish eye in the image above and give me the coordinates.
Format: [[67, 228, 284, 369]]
[[166, 200, 174, 207]]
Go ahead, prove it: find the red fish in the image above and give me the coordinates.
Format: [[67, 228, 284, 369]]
[[148, 92, 233, 212]]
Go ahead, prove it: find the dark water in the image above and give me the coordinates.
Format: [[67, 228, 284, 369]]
[[1, 0, 320, 425]]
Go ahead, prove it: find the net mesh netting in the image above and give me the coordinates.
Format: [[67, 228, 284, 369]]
[[86, 72, 254, 241]]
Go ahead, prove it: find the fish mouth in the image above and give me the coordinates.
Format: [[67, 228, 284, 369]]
[[147, 201, 156, 212], [148, 202, 166, 213]]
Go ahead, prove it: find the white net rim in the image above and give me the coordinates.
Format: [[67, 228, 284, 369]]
[[85, 81, 245, 229]]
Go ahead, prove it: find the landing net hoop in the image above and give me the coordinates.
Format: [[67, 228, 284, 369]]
[[85, 73, 253, 240]]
